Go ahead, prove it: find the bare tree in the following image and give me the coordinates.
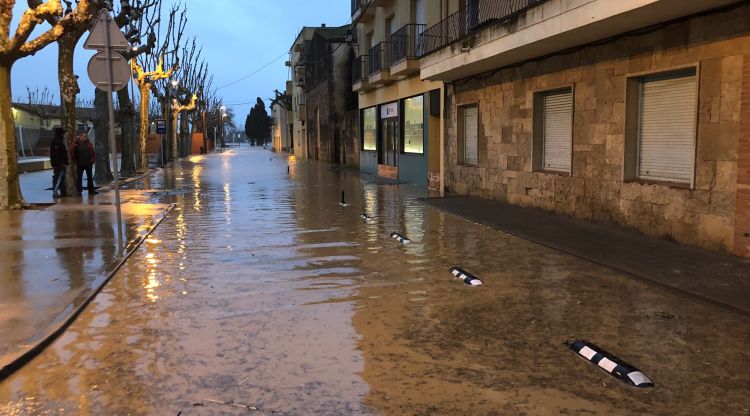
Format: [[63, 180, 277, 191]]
[[92, 0, 159, 180], [0, 0, 97, 209]]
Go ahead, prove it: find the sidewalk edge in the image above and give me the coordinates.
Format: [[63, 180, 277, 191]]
[[0, 203, 176, 382]]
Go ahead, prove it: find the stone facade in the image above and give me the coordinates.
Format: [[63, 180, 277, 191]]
[[736, 55, 750, 257], [444, 4, 750, 255]]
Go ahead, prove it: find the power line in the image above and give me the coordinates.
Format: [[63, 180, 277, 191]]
[[216, 51, 288, 90]]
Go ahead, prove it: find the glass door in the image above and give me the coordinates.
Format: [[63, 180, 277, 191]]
[[379, 117, 399, 167]]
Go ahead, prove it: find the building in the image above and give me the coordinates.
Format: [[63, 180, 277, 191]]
[[351, 0, 444, 188], [413, 0, 749, 256], [303, 24, 359, 166], [270, 89, 293, 153], [12, 103, 95, 157]]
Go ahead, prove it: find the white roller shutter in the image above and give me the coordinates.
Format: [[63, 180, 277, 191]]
[[638, 72, 697, 184], [464, 106, 478, 165], [542, 90, 573, 172]]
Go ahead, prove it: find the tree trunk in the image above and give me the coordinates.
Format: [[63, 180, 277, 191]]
[[138, 83, 151, 172], [172, 110, 179, 162], [93, 89, 113, 181], [180, 113, 190, 157], [117, 88, 136, 175], [0, 62, 24, 209], [58, 33, 81, 196]]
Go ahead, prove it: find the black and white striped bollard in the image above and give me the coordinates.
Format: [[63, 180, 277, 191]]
[[390, 232, 411, 244], [339, 191, 349, 207], [568, 340, 654, 388], [449, 267, 483, 286], [361, 213, 373, 224]]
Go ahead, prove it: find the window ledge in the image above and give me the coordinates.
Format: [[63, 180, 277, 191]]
[[624, 178, 692, 190], [537, 169, 571, 177]]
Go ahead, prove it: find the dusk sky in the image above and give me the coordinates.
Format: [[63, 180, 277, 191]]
[[10, 1, 351, 123]]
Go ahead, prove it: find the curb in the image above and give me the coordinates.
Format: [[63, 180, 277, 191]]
[[0, 203, 175, 382]]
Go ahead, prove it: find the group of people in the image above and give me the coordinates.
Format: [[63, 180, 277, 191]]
[[49, 127, 98, 198]]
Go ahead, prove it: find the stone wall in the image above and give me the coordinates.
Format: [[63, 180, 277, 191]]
[[736, 55, 750, 257], [444, 4, 750, 255]]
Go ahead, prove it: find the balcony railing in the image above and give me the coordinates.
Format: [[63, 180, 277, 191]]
[[352, 55, 366, 85], [419, 0, 547, 56], [390, 24, 426, 65], [351, 0, 371, 17], [368, 42, 390, 76]]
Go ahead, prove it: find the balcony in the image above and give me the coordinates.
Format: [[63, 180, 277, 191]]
[[351, 0, 374, 22], [352, 55, 370, 92], [389, 24, 425, 77], [368, 42, 392, 85], [419, 0, 738, 81], [419, 0, 545, 57]]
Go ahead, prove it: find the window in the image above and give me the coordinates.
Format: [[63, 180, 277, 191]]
[[403, 95, 424, 154], [533, 88, 573, 173], [625, 68, 697, 185], [459, 104, 478, 166], [362, 107, 377, 151]]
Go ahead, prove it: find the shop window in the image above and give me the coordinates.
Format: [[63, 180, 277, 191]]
[[362, 107, 377, 151], [403, 95, 424, 154]]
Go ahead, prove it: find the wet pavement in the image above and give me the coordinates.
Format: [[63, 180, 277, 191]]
[[1, 147, 749, 415], [0, 171, 172, 375]]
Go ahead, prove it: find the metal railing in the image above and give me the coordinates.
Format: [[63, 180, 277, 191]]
[[419, 0, 546, 56], [352, 55, 366, 85], [351, 0, 371, 17], [368, 42, 390, 76], [390, 24, 426, 65]]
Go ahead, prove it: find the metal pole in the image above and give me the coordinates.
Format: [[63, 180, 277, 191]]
[[104, 13, 124, 254]]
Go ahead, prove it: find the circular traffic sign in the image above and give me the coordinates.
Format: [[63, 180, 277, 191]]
[[87, 51, 131, 92]]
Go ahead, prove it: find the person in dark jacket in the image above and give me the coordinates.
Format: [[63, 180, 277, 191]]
[[50, 127, 68, 198], [73, 133, 98, 195]]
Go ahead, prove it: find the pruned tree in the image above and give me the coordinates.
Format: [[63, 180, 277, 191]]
[[172, 37, 207, 157], [0, 0, 96, 209]]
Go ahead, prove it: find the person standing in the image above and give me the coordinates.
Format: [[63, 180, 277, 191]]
[[73, 133, 98, 195], [50, 127, 68, 198]]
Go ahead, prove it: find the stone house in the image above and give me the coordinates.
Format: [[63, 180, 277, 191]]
[[417, 0, 750, 256]]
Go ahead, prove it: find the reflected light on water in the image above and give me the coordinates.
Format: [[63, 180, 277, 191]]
[[224, 183, 232, 224]]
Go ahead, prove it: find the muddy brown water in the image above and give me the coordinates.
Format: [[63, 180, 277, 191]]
[[1, 148, 749, 415]]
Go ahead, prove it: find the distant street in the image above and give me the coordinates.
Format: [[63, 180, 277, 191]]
[[0, 147, 749, 415]]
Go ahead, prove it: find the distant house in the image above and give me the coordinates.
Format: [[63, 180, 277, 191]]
[[270, 88, 293, 153], [12, 103, 95, 157]]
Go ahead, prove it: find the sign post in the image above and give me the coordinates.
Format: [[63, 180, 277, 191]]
[[85, 9, 132, 254]]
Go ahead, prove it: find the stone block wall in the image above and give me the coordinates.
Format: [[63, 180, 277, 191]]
[[444, 4, 750, 255], [736, 55, 750, 257]]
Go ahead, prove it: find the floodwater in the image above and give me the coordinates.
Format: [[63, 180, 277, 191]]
[[1, 147, 749, 415]]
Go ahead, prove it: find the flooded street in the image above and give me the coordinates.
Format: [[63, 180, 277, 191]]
[[1, 147, 749, 415]]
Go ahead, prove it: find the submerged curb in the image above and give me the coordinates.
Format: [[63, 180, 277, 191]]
[[0, 203, 175, 382]]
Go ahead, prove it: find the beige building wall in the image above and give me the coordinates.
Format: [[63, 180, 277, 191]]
[[444, 4, 750, 254]]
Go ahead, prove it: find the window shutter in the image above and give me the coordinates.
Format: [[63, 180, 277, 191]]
[[542, 90, 573, 172], [464, 106, 478, 165], [638, 72, 697, 183]]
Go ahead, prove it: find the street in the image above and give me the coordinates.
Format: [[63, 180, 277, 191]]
[[1, 147, 749, 415]]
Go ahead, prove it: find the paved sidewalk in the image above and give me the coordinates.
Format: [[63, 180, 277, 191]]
[[421, 196, 750, 315], [0, 171, 174, 379]]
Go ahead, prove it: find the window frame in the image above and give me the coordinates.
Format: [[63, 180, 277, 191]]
[[532, 86, 575, 175], [624, 66, 700, 189], [401, 93, 426, 155], [457, 103, 479, 167]]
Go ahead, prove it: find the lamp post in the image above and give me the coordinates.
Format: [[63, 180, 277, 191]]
[[219, 106, 227, 149]]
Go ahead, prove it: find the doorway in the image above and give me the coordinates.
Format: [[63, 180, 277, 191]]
[[379, 116, 399, 167]]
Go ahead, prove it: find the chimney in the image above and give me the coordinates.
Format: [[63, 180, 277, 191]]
[[321, 23, 326, 27]]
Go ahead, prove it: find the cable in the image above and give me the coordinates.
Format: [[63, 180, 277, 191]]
[[216, 51, 288, 90]]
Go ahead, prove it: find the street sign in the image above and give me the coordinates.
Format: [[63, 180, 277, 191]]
[[156, 119, 167, 134], [87, 51, 131, 92], [84, 10, 130, 51]]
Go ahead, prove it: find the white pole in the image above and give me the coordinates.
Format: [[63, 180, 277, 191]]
[[18, 126, 26, 158], [104, 12, 124, 253]]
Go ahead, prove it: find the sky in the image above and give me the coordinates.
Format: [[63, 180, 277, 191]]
[[10, 0, 351, 122]]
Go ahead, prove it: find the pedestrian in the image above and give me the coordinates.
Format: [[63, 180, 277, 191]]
[[73, 132, 98, 195], [50, 127, 68, 198]]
